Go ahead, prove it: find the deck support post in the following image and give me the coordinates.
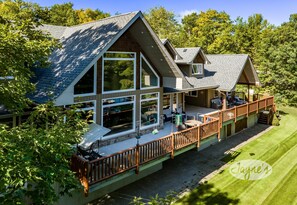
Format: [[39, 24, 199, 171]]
[[247, 84, 250, 102]]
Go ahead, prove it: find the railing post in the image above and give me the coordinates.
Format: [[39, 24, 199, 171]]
[[203, 115, 206, 123], [234, 107, 237, 122], [247, 103, 249, 117], [257, 100, 259, 113], [197, 126, 200, 148], [135, 144, 140, 174], [264, 98, 267, 110], [83, 161, 90, 196], [220, 111, 223, 128], [171, 134, 174, 159], [217, 119, 221, 142]]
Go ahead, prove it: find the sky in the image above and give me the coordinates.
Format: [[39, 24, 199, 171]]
[[28, 0, 297, 25]]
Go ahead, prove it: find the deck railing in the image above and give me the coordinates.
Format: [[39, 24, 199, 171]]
[[206, 96, 275, 125], [71, 96, 274, 195], [222, 107, 236, 122], [248, 101, 258, 113], [71, 118, 220, 194], [236, 104, 248, 117]]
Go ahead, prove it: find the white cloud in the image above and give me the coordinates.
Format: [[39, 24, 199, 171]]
[[179, 9, 199, 18], [176, 9, 199, 23]]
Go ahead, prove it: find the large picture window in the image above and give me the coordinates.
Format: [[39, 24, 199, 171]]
[[74, 66, 95, 95], [103, 52, 136, 93], [140, 54, 159, 89], [102, 96, 135, 137], [65, 101, 96, 123], [140, 93, 159, 129]]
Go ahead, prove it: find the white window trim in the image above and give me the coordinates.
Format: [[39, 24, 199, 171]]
[[140, 53, 160, 90], [101, 95, 136, 139], [102, 51, 137, 94], [140, 92, 160, 130], [192, 63, 204, 75], [73, 63, 97, 97], [63, 100, 96, 123]]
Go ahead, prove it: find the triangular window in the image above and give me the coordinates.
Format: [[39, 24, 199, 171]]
[[141, 54, 159, 89], [74, 66, 94, 95]]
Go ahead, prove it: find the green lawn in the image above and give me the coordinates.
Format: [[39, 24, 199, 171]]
[[176, 106, 297, 205]]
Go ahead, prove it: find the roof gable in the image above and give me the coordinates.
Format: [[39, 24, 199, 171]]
[[32, 12, 139, 103], [205, 54, 259, 91], [175, 47, 210, 64]]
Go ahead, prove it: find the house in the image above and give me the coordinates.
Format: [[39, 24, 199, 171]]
[[0, 11, 275, 204]]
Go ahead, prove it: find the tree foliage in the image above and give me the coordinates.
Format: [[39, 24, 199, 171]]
[[145, 7, 181, 46], [190, 10, 233, 53], [0, 0, 58, 111], [76, 8, 110, 24], [43, 2, 110, 26], [145, 7, 296, 105], [47, 2, 78, 26], [256, 15, 297, 105], [0, 102, 89, 205]]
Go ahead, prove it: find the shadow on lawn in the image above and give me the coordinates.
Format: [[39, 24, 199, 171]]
[[177, 182, 239, 205], [277, 110, 288, 116]]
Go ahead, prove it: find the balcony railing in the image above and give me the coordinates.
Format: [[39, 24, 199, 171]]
[[71, 96, 274, 195], [208, 96, 275, 126]]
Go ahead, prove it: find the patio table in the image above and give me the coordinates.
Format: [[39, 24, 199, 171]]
[[184, 120, 202, 127]]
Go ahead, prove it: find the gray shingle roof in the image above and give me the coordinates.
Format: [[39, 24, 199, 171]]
[[185, 70, 219, 90], [38, 25, 67, 39], [175, 48, 202, 64], [32, 12, 139, 103], [205, 54, 249, 91]]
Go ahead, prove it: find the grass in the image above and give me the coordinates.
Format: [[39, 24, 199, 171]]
[[175, 106, 297, 205]]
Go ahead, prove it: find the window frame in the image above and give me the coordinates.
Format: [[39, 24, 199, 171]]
[[192, 63, 204, 75], [140, 53, 160, 90], [102, 51, 137, 94], [64, 100, 96, 123], [101, 95, 136, 139], [140, 92, 159, 130], [73, 64, 97, 97]]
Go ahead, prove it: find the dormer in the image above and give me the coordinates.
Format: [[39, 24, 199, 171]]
[[175, 47, 210, 78]]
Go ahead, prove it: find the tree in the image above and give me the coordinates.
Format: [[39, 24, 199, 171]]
[[0, 0, 58, 111], [256, 14, 297, 105], [145, 7, 181, 46], [76, 8, 110, 24], [190, 9, 233, 53], [48, 2, 78, 26], [233, 14, 269, 59], [0, 102, 89, 204]]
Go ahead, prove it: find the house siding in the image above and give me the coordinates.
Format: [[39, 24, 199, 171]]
[[185, 89, 208, 107]]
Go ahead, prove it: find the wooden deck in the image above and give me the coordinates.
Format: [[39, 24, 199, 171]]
[[71, 96, 275, 195]]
